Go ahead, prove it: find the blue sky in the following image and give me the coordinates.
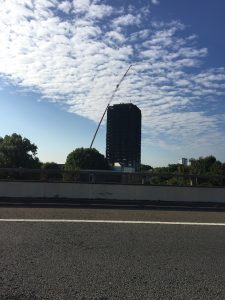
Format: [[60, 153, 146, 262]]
[[0, 0, 225, 167]]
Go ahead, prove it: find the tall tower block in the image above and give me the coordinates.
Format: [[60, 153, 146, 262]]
[[106, 103, 141, 171]]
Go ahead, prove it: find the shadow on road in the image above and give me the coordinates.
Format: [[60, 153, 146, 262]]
[[0, 197, 225, 212]]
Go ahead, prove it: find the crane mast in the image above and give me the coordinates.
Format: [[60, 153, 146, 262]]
[[90, 64, 133, 148]]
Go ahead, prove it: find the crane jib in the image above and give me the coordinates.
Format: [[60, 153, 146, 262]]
[[90, 64, 133, 149]]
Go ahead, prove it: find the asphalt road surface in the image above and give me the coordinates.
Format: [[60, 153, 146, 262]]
[[1, 207, 225, 300]]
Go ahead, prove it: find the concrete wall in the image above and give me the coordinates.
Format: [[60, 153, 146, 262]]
[[0, 181, 225, 203]]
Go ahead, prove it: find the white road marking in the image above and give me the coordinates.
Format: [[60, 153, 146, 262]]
[[0, 219, 225, 226]]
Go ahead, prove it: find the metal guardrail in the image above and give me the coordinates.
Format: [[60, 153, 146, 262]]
[[0, 168, 225, 187]]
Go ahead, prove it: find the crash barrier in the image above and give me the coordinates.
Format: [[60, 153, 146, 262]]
[[0, 168, 225, 186], [0, 181, 225, 202]]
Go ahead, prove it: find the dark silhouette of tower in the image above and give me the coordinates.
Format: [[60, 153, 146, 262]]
[[106, 103, 141, 171]]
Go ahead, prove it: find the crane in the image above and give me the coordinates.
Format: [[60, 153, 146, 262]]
[[90, 64, 133, 148]]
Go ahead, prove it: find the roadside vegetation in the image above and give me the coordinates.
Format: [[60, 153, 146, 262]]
[[152, 156, 225, 186], [0, 133, 224, 186]]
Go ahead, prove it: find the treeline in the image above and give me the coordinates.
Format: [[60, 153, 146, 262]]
[[153, 156, 225, 186], [0, 133, 110, 180], [0, 133, 225, 186]]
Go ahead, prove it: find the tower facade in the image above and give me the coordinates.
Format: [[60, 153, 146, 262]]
[[106, 103, 141, 171]]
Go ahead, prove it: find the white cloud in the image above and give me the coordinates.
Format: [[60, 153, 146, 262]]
[[151, 0, 160, 5], [112, 14, 141, 27], [105, 31, 126, 44], [88, 4, 113, 19], [0, 0, 225, 158], [58, 1, 72, 14], [72, 0, 90, 13]]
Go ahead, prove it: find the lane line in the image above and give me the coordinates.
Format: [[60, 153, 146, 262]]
[[0, 219, 225, 226]]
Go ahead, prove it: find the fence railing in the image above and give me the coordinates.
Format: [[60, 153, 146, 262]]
[[0, 168, 225, 187]]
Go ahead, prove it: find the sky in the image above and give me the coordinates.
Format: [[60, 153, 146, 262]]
[[0, 0, 225, 167]]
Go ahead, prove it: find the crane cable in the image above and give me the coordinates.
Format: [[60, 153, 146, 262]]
[[90, 64, 133, 149]]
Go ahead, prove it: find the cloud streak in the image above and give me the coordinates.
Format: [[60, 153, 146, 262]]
[[0, 0, 225, 158], [151, 0, 160, 5]]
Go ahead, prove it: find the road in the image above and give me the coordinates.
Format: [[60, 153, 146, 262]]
[[0, 207, 225, 299]]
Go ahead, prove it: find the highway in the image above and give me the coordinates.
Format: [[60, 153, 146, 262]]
[[1, 207, 225, 299]]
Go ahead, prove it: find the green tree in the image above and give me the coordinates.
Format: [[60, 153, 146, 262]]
[[189, 156, 217, 175], [189, 155, 223, 186], [0, 133, 40, 168], [168, 164, 179, 173], [140, 164, 153, 172], [64, 148, 110, 182], [41, 162, 62, 181], [42, 162, 60, 170], [65, 148, 109, 170]]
